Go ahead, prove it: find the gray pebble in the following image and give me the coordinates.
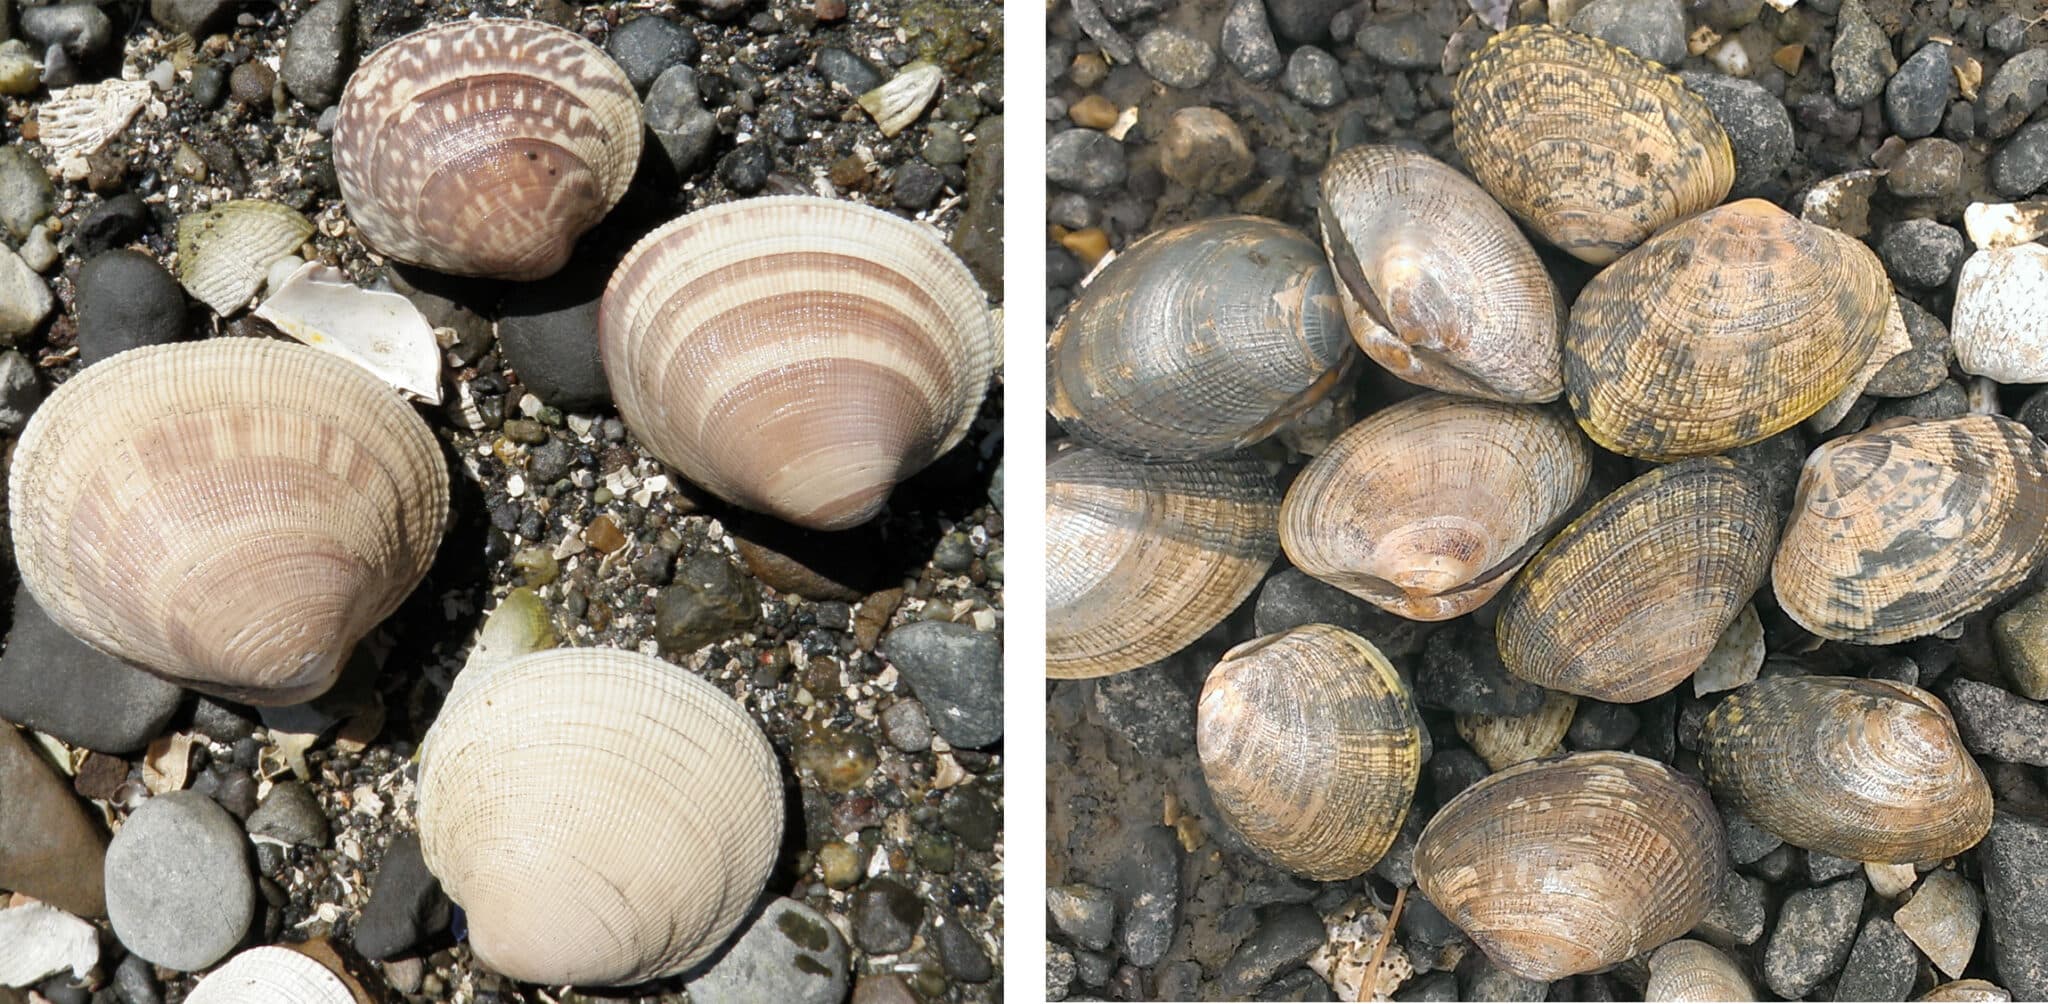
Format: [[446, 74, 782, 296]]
[[1281, 45, 1345, 108], [813, 46, 883, 95], [1946, 678, 2048, 766], [1113, 826, 1182, 967], [1885, 136, 1966, 198], [1217, 904, 1324, 996], [0, 245, 50, 342], [1567, 700, 1639, 750], [76, 250, 187, 364], [1417, 627, 1544, 715], [105, 791, 255, 971], [526, 437, 575, 484], [653, 552, 761, 654], [113, 952, 162, 1004], [1568, 0, 1685, 65], [150, 0, 234, 38], [851, 877, 924, 954], [1982, 49, 2048, 139], [353, 833, 452, 960], [280, 0, 353, 110], [0, 349, 38, 433], [1992, 119, 2048, 197], [1763, 877, 1865, 998], [1398, 973, 1459, 1001], [1985, 810, 2048, 998], [1807, 849, 1860, 883], [1253, 569, 1431, 657], [245, 780, 329, 847], [645, 64, 718, 174], [0, 145, 53, 241], [19, 2, 111, 60], [497, 266, 610, 411], [1427, 748, 1490, 805], [1048, 884, 1116, 951], [892, 160, 946, 210], [1679, 72, 1795, 195], [188, 61, 228, 107], [1221, 0, 1283, 81], [879, 620, 1002, 749], [1047, 128, 1126, 194], [933, 912, 992, 983], [1090, 660, 1195, 758], [1870, 379, 1968, 424], [1463, 955, 1549, 1001], [1988, 14, 2032, 54], [77, 193, 154, 257], [1886, 41, 1952, 139], [1877, 218, 1966, 288], [1356, 15, 1443, 70], [1261, 0, 1342, 42], [879, 698, 933, 752], [0, 583, 182, 754], [922, 122, 968, 165], [1725, 810, 1783, 865], [1695, 870, 1767, 945], [1136, 27, 1216, 89], [1831, 0, 1897, 107], [1835, 916, 1920, 1001], [1868, 295, 1951, 397], [607, 15, 697, 92], [717, 142, 771, 194], [688, 897, 849, 1004], [1694, 0, 1762, 30]]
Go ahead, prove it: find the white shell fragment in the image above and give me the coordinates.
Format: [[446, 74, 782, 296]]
[[1965, 201, 2048, 250], [1954, 244, 2048, 383], [254, 262, 444, 403], [1694, 603, 1765, 696], [858, 61, 941, 137], [36, 79, 151, 156], [185, 947, 356, 1004], [1896, 870, 1983, 980], [176, 201, 315, 315], [1763, 0, 1797, 9], [0, 903, 97, 987]]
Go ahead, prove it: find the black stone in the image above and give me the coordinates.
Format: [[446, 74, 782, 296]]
[[352, 834, 452, 960], [1113, 825, 1183, 967], [1219, 904, 1327, 996], [1046, 127, 1127, 195], [1679, 72, 1795, 195], [1254, 569, 1432, 657], [812, 46, 883, 94], [1836, 916, 1919, 1001], [74, 250, 186, 365], [76, 194, 152, 256], [653, 552, 762, 654], [496, 264, 609, 411], [1763, 877, 1865, 998], [0, 583, 182, 754], [851, 877, 924, 954], [718, 143, 772, 195], [1993, 120, 2048, 197], [879, 620, 1002, 749], [1877, 218, 1967, 288], [892, 160, 945, 210], [1886, 42, 1953, 139], [933, 913, 992, 983], [1415, 627, 1545, 715], [1090, 660, 1195, 758]]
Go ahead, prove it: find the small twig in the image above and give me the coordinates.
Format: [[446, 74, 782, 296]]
[[1359, 884, 1407, 1003]]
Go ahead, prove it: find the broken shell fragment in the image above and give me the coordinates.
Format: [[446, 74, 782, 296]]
[[1954, 244, 2048, 383], [175, 200, 315, 316], [1964, 200, 2048, 249], [253, 262, 444, 404], [859, 61, 942, 137]]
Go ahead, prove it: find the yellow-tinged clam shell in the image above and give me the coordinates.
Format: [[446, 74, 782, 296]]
[[1646, 939, 1755, 1002], [1047, 445, 1279, 679], [1454, 688, 1576, 770], [417, 648, 782, 986], [1497, 457, 1778, 703], [600, 196, 998, 531], [1280, 395, 1589, 621], [175, 200, 314, 315], [1699, 676, 1992, 863], [1563, 199, 1891, 460], [1774, 414, 2048, 644], [1196, 625, 1422, 880], [8, 339, 449, 706], [1415, 750, 1727, 982], [1452, 24, 1733, 264]]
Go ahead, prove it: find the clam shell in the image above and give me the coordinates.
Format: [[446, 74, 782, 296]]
[[1452, 24, 1733, 264], [1773, 415, 2048, 644], [1645, 939, 1755, 1002], [417, 648, 783, 985], [1415, 750, 1727, 981], [185, 947, 356, 1004], [1046, 445, 1279, 679], [1454, 688, 1576, 770], [600, 196, 997, 530], [8, 339, 449, 705], [1694, 603, 1764, 697], [1196, 625, 1422, 879], [333, 18, 642, 280], [1316, 144, 1564, 402], [1048, 215, 1355, 461], [1895, 869, 1982, 980], [175, 200, 315, 316], [1920, 980, 2013, 1002], [1953, 244, 2048, 383], [1280, 395, 1589, 621], [1497, 457, 1778, 703], [1699, 676, 1992, 862], [1563, 199, 1891, 460]]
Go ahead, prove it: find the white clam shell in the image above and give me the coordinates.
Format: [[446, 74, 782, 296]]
[[1954, 244, 2048, 382], [184, 947, 356, 1004], [176, 201, 316, 316], [417, 648, 784, 986], [601, 196, 998, 530]]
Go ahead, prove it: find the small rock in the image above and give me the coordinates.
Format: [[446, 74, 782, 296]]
[[1113, 826, 1182, 967], [104, 790, 254, 971], [1992, 120, 2048, 197], [497, 266, 609, 411], [1808, 850, 1861, 883], [1568, 0, 1685, 65], [879, 699, 933, 752], [1868, 296, 1951, 396], [0, 585, 182, 754], [75, 250, 187, 364], [1091, 660, 1195, 758], [1218, 904, 1325, 996], [1696, 870, 1768, 946], [688, 897, 849, 1004], [880, 620, 1001, 749], [229, 60, 274, 108], [1831, 0, 1897, 107], [854, 973, 920, 1004], [1885, 136, 1966, 198], [1946, 678, 2048, 766], [0, 724, 107, 918], [352, 834, 452, 960], [1679, 72, 1795, 195], [77, 193, 153, 256], [1983, 811, 2048, 998], [1356, 15, 1443, 70], [1463, 954, 1548, 1001], [1982, 49, 2048, 139], [951, 114, 1001, 296], [1262, 0, 1342, 42], [1995, 589, 2048, 699], [1887, 42, 1953, 139], [1136, 27, 1216, 89], [0, 146, 53, 242], [1725, 811, 1782, 865], [112, 952, 162, 1004], [1567, 700, 1639, 750], [1869, 379, 1968, 423], [1221, 0, 1283, 81], [1253, 569, 1432, 657], [151, 0, 235, 38], [1835, 916, 1919, 1001], [18, 3, 111, 61], [526, 438, 574, 484], [1159, 106, 1253, 192], [933, 913, 992, 983], [1989, 14, 2032, 54], [813, 46, 883, 95], [0, 244, 51, 341], [1398, 972, 1459, 1001], [0, 349, 39, 433], [892, 160, 945, 210], [645, 64, 718, 174], [717, 142, 771, 194], [1416, 627, 1544, 715], [1762, 877, 1865, 999], [1046, 128, 1126, 194], [280, 0, 353, 110], [851, 878, 924, 954], [607, 16, 697, 92], [244, 781, 328, 847], [1048, 884, 1116, 952], [1281, 45, 1345, 108], [921, 122, 967, 166], [1878, 219, 1967, 288], [654, 552, 762, 653], [0, 40, 36, 96]]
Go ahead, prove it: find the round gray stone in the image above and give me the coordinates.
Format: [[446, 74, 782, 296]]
[[1047, 127, 1126, 194], [1568, 0, 1685, 65], [105, 790, 256, 971], [687, 897, 849, 1004], [1679, 72, 1794, 195], [1135, 27, 1216, 89]]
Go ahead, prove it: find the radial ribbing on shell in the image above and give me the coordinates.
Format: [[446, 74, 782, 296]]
[[332, 18, 642, 280], [7, 339, 450, 706], [185, 947, 357, 1004], [417, 648, 784, 986], [600, 196, 998, 531]]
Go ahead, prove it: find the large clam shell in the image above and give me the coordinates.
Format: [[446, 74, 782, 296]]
[[185, 947, 357, 1004], [1699, 676, 1992, 863], [1564, 199, 1891, 460], [1317, 144, 1565, 402], [1048, 215, 1355, 461], [1281, 395, 1588, 621], [333, 19, 643, 280], [1496, 457, 1778, 703], [1452, 24, 1733, 264], [417, 648, 783, 985], [1645, 939, 1755, 1002], [600, 196, 998, 531], [1415, 750, 1727, 981], [1196, 625, 1422, 879], [1047, 445, 1279, 679], [8, 340, 449, 706], [1773, 414, 2048, 644]]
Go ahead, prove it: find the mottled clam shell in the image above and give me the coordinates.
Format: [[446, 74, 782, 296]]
[[1047, 445, 1279, 679], [1699, 676, 1992, 863], [1280, 395, 1589, 621], [1646, 940, 1754, 1002], [417, 648, 782, 986], [1048, 216, 1355, 461], [1564, 199, 1891, 460], [1896, 870, 1982, 980], [1774, 415, 2048, 644], [333, 19, 642, 280], [8, 340, 449, 706], [600, 196, 998, 530], [1196, 625, 1422, 880], [1454, 689, 1576, 770], [1497, 458, 1778, 703], [1452, 24, 1733, 264], [1317, 145, 1564, 402], [1415, 751, 1727, 982], [1920, 980, 2013, 1002], [185, 947, 356, 1004]]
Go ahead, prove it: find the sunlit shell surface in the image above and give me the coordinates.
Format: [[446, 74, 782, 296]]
[[185, 948, 356, 1004]]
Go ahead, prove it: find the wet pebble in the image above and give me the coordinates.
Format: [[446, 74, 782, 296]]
[[851, 877, 925, 954], [645, 65, 719, 175], [1046, 128, 1126, 194], [653, 552, 762, 654], [879, 698, 934, 752], [1568, 0, 1684, 65], [1983, 49, 2048, 139], [1281, 45, 1345, 108], [934, 912, 993, 983], [688, 897, 850, 1004], [1878, 218, 1967, 288], [0, 585, 181, 754], [1217, 903, 1324, 996], [1113, 826, 1182, 967], [814, 46, 884, 95], [1220, 0, 1283, 82], [1679, 72, 1794, 196], [1992, 120, 2048, 197], [0, 245, 52, 341], [0, 724, 107, 918], [1762, 877, 1865, 999], [718, 142, 772, 194], [1886, 41, 1953, 139], [893, 160, 946, 210], [1831, 0, 1897, 107], [1048, 884, 1116, 951], [112, 951, 161, 1004], [608, 15, 698, 92], [1885, 136, 1966, 198], [18, 2, 112, 61], [1137, 27, 1217, 89], [229, 60, 274, 108], [497, 269, 610, 411], [352, 834, 452, 960], [0, 146, 53, 241], [922, 122, 968, 166], [77, 193, 154, 257], [1416, 628, 1544, 715], [104, 790, 254, 971], [1355, 15, 1441, 70], [75, 250, 187, 364], [1945, 678, 2048, 766], [1090, 661, 1195, 758], [279, 0, 353, 110], [244, 780, 329, 847]]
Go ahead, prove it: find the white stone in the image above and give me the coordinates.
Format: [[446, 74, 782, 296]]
[[1954, 244, 2048, 383]]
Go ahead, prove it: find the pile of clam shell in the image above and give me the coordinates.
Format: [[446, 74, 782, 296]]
[[1048, 20, 2030, 998]]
